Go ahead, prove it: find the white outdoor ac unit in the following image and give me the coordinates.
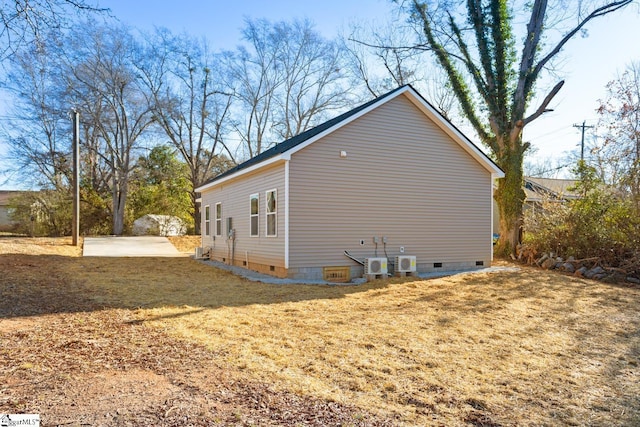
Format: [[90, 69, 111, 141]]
[[395, 255, 417, 273], [195, 247, 204, 258], [365, 257, 388, 275]]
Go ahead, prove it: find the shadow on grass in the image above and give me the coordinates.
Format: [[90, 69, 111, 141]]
[[0, 254, 393, 319], [124, 308, 208, 325]]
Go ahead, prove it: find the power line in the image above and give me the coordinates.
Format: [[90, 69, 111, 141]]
[[573, 120, 594, 161], [528, 125, 574, 140]]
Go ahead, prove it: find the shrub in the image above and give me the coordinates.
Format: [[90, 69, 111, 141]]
[[9, 190, 72, 237], [523, 163, 640, 274]]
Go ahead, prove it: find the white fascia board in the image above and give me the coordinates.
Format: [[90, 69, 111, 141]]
[[403, 87, 505, 179], [194, 153, 290, 193], [284, 159, 290, 269]]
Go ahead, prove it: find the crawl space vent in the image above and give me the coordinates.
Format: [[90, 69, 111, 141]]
[[323, 267, 350, 283]]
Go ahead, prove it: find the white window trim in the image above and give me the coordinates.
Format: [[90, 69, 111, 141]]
[[214, 202, 222, 237], [204, 205, 210, 236], [250, 193, 259, 237], [265, 189, 277, 237]]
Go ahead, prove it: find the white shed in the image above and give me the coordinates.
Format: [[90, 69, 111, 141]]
[[132, 214, 186, 236]]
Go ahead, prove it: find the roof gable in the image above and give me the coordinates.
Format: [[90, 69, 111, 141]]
[[196, 85, 503, 192]]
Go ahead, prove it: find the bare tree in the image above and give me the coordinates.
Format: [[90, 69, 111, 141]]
[[401, 0, 632, 254], [595, 61, 640, 212], [63, 22, 155, 235], [270, 19, 347, 140], [0, 34, 70, 189], [0, 0, 106, 61], [139, 29, 236, 233], [523, 156, 569, 178], [0, 31, 117, 234], [344, 22, 421, 96], [225, 18, 348, 158], [343, 20, 457, 119], [223, 19, 281, 158]]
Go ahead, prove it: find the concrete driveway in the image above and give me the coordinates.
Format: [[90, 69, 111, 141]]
[[83, 236, 185, 257]]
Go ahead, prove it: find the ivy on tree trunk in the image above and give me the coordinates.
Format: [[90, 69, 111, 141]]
[[410, 0, 631, 255]]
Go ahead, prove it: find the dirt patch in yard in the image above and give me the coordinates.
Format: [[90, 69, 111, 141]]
[[1, 236, 639, 426]]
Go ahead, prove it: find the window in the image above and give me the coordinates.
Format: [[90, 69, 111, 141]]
[[204, 205, 210, 236], [250, 194, 259, 237], [215, 202, 222, 236], [266, 189, 277, 237]]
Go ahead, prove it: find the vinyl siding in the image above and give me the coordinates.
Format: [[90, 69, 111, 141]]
[[200, 162, 286, 268], [288, 94, 492, 270]]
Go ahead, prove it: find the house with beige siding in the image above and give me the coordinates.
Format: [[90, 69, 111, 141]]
[[196, 85, 504, 281]]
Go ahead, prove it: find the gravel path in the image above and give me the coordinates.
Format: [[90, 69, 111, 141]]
[[201, 258, 520, 285]]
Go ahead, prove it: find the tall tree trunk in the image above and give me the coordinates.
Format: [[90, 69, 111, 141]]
[[494, 147, 526, 256], [406, 0, 632, 257], [192, 190, 201, 235], [112, 177, 128, 235]]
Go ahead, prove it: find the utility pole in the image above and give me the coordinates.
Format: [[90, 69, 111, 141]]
[[72, 110, 80, 246], [573, 120, 594, 161]]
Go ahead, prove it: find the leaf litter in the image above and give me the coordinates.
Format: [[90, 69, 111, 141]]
[[1, 236, 639, 426]]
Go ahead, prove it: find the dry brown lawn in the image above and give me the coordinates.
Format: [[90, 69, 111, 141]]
[[167, 235, 201, 253], [1, 236, 639, 426]]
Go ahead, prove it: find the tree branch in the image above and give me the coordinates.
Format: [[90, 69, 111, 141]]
[[512, 0, 548, 123], [532, 0, 632, 81], [448, 10, 492, 109], [522, 80, 565, 127], [347, 37, 431, 54], [412, 0, 492, 143]]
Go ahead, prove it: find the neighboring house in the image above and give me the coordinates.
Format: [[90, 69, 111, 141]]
[[524, 177, 579, 203], [0, 190, 20, 231], [492, 177, 579, 233], [196, 85, 504, 280]]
